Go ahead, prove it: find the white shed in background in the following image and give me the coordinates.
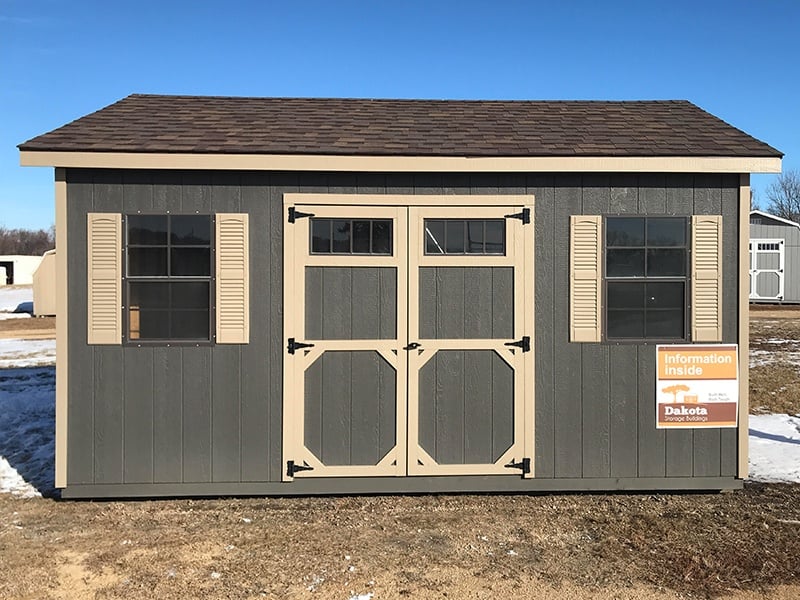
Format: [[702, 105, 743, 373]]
[[0, 255, 44, 286], [33, 250, 56, 316], [750, 210, 800, 303]]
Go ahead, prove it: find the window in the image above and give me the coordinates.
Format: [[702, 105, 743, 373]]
[[605, 217, 688, 341], [424, 219, 505, 255], [310, 218, 392, 255], [125, 214, 212, 341]]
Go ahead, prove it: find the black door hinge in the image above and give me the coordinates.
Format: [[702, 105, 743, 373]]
[[504, 208, 530, 224], [504, 336, 530, 352], [288, 207, 315, 223], [287, 460, 314, 477], [505, 457, 531, 474], [287, 337, 315, 354]]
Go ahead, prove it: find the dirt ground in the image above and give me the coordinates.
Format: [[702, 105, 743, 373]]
[[0, 315, 55, 339], [1, 310, 799, 599], [1, 485, 800, 600]]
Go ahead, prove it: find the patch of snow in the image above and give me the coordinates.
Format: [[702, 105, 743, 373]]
[[210, 571, 221, 579], [0, 286, 33, 312], [349, 594, 373, 600], [748, 414, 800, 483], [0, 456, 40, 497], [0, 339, 56, 369]]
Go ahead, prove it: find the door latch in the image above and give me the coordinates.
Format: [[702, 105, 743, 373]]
[[287, 338, 315, 354], [504, 336, 530, 352], [403, 342, 422, 350]]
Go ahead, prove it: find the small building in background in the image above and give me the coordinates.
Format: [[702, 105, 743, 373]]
[[0, 255, 44, 286], [32, 250, 56, 316], [749, 210, 800, 303]]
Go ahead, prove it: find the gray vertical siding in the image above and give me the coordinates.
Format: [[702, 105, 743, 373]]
[[66, 169, 742, 493], [418, 350, 513, 465], [304, 351, 396, 466]]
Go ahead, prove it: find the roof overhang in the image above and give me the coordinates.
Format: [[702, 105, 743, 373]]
[[19, 151, 782, 174], [750, 209, 800, 228]]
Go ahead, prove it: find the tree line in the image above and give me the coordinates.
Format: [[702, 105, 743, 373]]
[[0, 225, 55, 256]]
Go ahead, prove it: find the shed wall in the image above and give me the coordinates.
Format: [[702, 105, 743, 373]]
[[65, 169, 741, 495], [750, 220, 800, 302]]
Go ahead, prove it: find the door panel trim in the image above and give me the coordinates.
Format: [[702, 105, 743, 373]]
[[283, 195, 535, 481]]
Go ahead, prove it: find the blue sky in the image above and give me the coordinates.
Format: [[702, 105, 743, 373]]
[[1, 0, 797, 229]]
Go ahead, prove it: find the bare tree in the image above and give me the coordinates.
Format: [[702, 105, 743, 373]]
[[765, 170, 800, 221], [0, 226, 55, 255]]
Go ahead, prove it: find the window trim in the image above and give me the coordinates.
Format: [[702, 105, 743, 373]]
[[122, 213, 215, 346], [602, 215, 691, 343]]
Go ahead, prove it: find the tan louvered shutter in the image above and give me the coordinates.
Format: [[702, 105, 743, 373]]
[[216, 213, 249, 344], [87, 213, 121, 344], [692, 215, 723, 342], [570, 215, 602, 342]]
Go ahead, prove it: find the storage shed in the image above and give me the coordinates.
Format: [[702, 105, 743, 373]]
[[749, 209, 800, 303], [0, 255, 44, 285], [19, 95, 782, 498], [32, 250, 57, 316]]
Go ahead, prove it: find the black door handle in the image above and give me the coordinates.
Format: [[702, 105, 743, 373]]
[[404, 342, 422, 350]]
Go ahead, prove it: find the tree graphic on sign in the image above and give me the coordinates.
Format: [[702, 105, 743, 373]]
[[662, 384, 690, 403]]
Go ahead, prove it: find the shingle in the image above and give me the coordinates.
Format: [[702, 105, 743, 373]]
[[18, 94, 782, 158]]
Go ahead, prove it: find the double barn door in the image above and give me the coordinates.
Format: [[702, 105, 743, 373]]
[[283, 198, 534, 481]]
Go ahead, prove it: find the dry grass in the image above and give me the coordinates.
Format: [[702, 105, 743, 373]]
[[749, 310, 800, 415]]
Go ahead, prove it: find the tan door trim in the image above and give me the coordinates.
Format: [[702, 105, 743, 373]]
[[406, 205, 535, 477], [283, 205, 408, 480]]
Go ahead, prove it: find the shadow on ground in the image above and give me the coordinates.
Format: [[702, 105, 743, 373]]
[[0, 366, 55, 496]]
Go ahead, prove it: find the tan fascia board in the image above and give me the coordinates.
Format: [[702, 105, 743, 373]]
[[20, 151, 782, 174]]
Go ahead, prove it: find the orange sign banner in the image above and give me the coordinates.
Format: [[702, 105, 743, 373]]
[[656, 345, 739, 429]]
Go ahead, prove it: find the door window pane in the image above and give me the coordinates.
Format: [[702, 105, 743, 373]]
[[352, 221, 371, 254], [311, 219, 332, 253], [424, 219, 506, 255], [425, 221, 445, 254], [372, 221, 392, 254], [332, 220, 351, 253], [310, 219, 393, 255], [445, 221, 465, 253]]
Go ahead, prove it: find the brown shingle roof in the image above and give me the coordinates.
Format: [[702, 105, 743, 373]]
[[18, 94, 782, 158]]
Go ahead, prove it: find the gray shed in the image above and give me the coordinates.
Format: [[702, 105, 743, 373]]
[[18, 95, 782, 498], [749, 209, 800, 303]]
